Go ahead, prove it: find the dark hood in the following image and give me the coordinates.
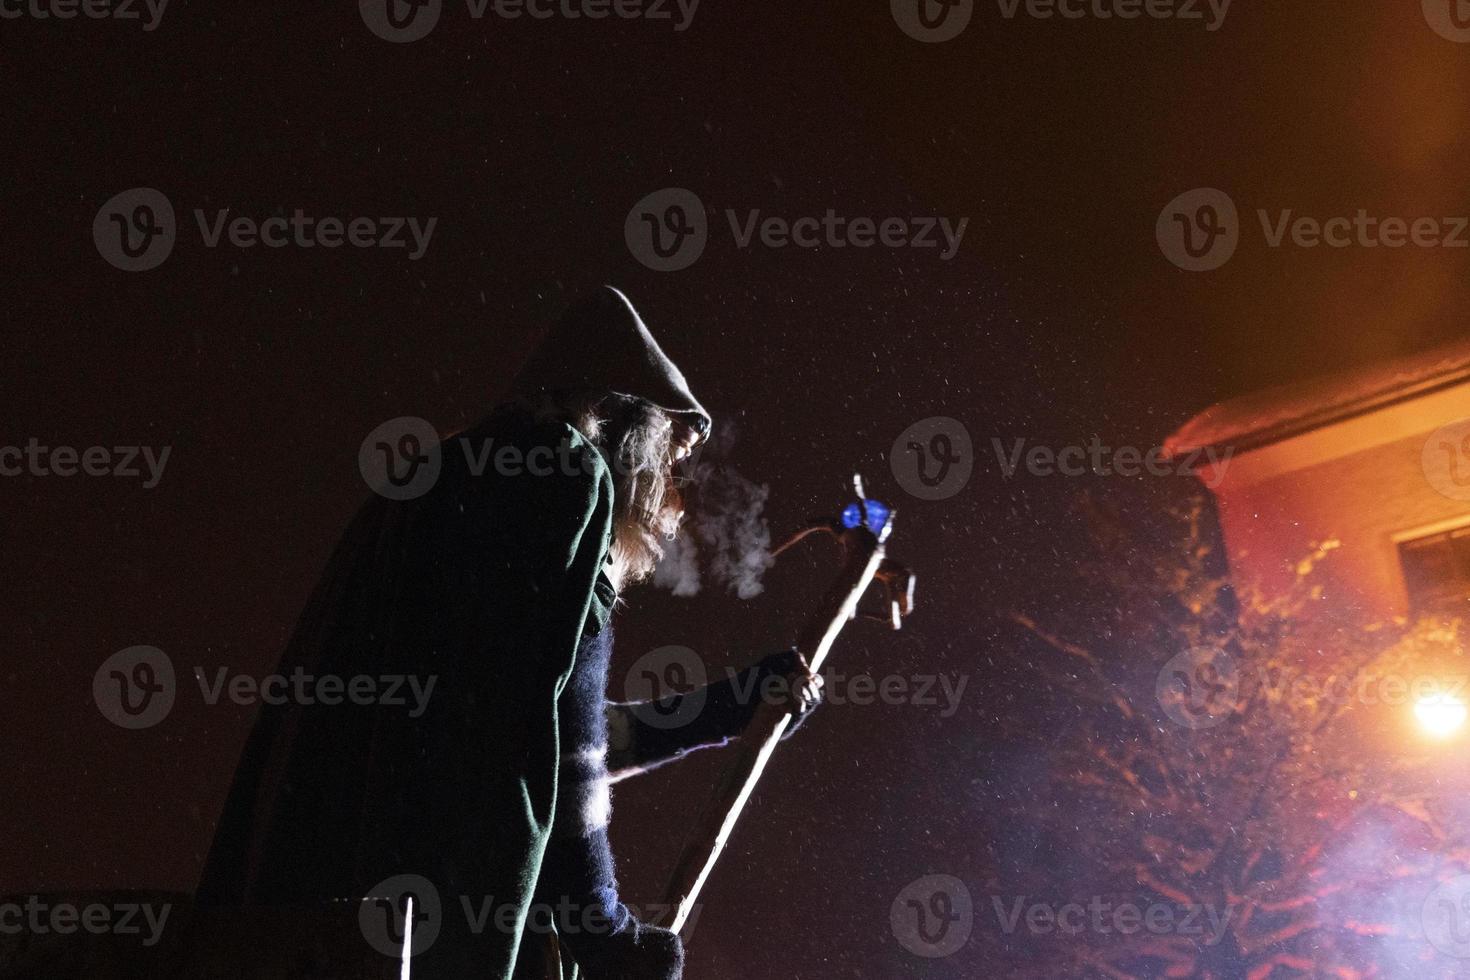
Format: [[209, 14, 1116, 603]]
[[511, 286, 712, 440]]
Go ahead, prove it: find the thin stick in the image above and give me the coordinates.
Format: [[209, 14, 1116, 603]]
[[661, 521, 888, 934]]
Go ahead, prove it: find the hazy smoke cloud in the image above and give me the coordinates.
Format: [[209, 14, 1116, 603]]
[[1312, 810, 1470, 976], [653, 464, 774, 600], [652, 528, 702, 597]]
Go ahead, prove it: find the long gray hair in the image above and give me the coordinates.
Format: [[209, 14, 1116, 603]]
[[526, 390, 683, 586]]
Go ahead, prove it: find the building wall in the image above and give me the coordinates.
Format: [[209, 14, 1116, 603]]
[[1197, 383, 1470, 622]]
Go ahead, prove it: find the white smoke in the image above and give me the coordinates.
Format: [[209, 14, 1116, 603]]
[[1312, 810, 1470, 977], [652, 528, 702, 597], [653, 464, 774, 600]]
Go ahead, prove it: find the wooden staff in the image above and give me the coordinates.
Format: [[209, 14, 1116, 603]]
[[659, 483, 900, 935]]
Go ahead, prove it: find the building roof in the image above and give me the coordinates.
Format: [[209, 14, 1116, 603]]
[[1165, 335, 1470, 458]]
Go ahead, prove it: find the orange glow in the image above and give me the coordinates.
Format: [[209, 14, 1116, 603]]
[[1414, 691, 1468, 739]]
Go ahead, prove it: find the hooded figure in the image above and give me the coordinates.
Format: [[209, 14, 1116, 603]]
[[191, 287, 817, 980], [510, 286, 712, 443]]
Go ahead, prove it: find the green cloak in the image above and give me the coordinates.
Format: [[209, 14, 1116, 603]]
[[196, 410, 615, 978]]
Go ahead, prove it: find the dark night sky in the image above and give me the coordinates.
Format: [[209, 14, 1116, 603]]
[[4, 2, 1470, 977]]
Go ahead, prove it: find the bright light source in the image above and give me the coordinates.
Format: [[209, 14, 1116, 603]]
[[1414, 692, 1469, 739]]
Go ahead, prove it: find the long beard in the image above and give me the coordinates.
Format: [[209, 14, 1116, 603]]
[[589, 400, 683, 589]]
